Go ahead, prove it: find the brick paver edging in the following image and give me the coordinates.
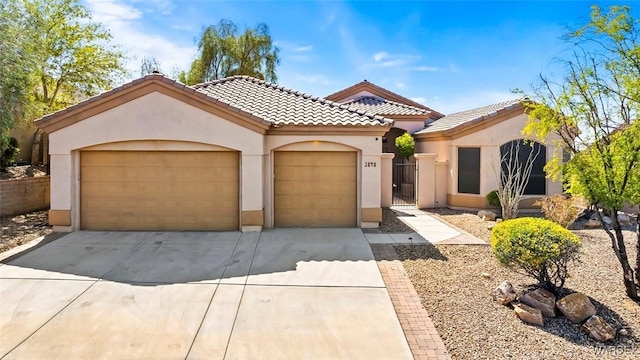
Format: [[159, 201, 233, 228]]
[[371, 244, 451, 360]]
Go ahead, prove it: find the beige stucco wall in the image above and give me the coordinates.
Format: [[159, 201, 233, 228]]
[[48, 92, 264, 231], [416, 113, 564, 209], [47, 91, 385, 231]]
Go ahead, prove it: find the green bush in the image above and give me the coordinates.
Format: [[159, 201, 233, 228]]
[[534, 194, 589, 228], [486, 190, 501, 208], [1, 137, 19, 171], [491, 217, 582, 294], [395, 132, 415, 159]]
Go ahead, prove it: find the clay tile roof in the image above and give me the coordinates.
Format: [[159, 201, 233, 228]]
[[193, 76, 393, 127], [416, 99, 526, 134], [36, 74, 393, 130], [341, 96, 431, 116]]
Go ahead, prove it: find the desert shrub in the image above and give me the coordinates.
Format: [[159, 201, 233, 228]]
[[491, 217, 582, 294], [486, 190, 501, 208], [395, 132, 415, 159], [1, 137, 19, 171], [534, 194, 589, 228]]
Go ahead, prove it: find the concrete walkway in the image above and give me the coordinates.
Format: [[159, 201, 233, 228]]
[[364, 208, 486, 245], [0, 230, 414, 359]]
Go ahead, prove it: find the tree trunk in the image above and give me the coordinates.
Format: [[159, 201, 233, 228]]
[[636, 212, 640, 289], [600, 208, 639, 300], [30, 129, 42, 165]]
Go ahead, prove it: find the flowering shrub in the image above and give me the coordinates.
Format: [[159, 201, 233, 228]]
[[491, 217, 582, 293]]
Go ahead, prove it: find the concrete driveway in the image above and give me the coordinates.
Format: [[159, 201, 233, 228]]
[[0, 229, 412, 359]]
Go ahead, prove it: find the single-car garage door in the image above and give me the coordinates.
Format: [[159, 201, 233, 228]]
[[274, 151, 357, 227], [81, 151, 239, 230]]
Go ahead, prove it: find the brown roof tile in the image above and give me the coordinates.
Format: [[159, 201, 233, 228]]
[[193, 76, 393, 127], [341, 96, 430, 116], [416, 99, 525, 134]]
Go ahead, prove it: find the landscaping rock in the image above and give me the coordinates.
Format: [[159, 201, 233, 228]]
[[582, 315, 616, 342], [513, 302, 544, 326], [520, 288, 557, 317], [487, 223, 495, 230], [617, 213, 631, 225], [602, 216, 612, 225], [481, 272, 491, 279], [556, 293, 597, 323], [585, 219, 602, 228], [496, 218, 503, 223], [477, 210, 488, 219], [492, 281, 517, 305], [482, 211, 497, 221]]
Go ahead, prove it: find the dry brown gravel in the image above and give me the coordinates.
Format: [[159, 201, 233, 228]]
[[1, 210, 52, 253], [0, 165, 47, 180], [398, 209, 640, 360]]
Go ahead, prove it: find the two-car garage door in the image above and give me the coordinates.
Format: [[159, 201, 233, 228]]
[[80, 151, 239, 230]]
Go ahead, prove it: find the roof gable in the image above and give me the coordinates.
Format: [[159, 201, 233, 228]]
[[341, 96, 431, 117], [36, 75, 393, 134], [415, 99, 527, 139], [325, 80, 444, 118]]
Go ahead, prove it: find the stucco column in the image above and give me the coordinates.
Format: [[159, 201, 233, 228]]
[[380, 153, 395, 207], [241, 153, 264, 231], [415, 153, 438, 209], [49, 154, 72, 231]]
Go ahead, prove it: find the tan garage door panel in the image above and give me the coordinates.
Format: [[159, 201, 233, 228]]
[[274, 151, 357, 227], [81, 151, 238, 230]]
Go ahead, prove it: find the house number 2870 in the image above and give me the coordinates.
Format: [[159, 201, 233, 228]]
[[364, 162, 377, 167]]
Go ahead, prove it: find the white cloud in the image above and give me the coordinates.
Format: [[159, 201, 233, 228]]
[[396, 81, 406, 90], [367, 52, 421, 70], [294, 74, 334, 86], [294, 45, 313, 52], [131, 0, 175, 15], [373, 51, 389, 62], [410, 97, 426, 104], [85, 0, 196, 79], [87, 0, 142, 24], [412, 66, 439, 72]]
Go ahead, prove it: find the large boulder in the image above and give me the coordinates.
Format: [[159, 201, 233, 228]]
[[483, 211, 497, 221], [556, 293, 597, 323], [477, 210, 488, 219], [492, 281, 517, 305], [520, 288, 557, 317], [582, 315, 616, 342], [584, 219, 602, 228], [617, 213, 631, 226], [513, 303, 544, 326]]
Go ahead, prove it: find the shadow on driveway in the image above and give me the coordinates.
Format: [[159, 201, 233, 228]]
[[0, 228, 382, 286]]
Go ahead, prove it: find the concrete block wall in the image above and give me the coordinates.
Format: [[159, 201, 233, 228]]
[[0, 176, 50, 217]]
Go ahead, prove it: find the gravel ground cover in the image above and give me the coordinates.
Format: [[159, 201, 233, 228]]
[[398, 208, 640, 360], [1, 210, 52, 253], [0, 165, 47, 180]]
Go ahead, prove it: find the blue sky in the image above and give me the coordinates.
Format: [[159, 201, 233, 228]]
[[83, 0, 635, 113]]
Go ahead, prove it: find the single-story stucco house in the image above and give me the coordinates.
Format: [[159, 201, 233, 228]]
[[36, 74, 562, 232]]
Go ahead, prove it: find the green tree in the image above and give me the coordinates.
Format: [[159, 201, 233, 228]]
[[525, 5, 640, 300], [15, 0, 127, 164], [0, 1, 32, 158], [182, 19, 280, 85], [395, 132, 415, 159]]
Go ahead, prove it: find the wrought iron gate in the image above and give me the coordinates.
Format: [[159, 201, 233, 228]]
[[392, 161, 417, 207]]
